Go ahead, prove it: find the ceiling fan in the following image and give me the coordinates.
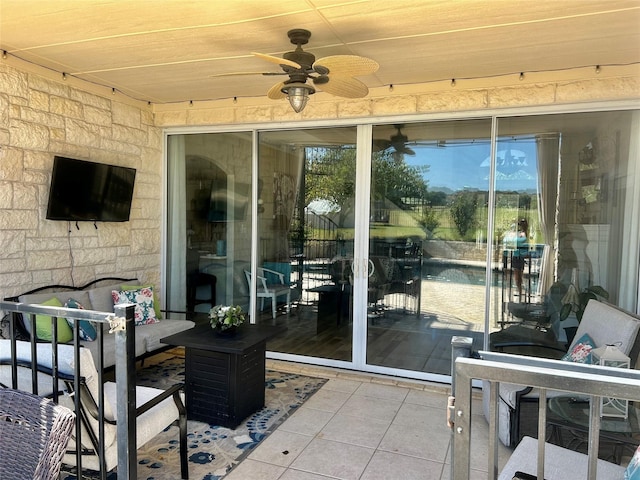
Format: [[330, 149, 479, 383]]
[[374, 125, 416, 161], [213, 29, 379, 112]]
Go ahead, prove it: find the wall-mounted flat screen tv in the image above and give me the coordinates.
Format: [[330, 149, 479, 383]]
[[46, 156, 136, 222]]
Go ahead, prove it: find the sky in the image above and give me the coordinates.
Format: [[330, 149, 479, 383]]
[[405, 138, 539, 192]]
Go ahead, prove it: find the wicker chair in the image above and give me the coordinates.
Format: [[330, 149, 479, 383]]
[[0, 388, 76, 480]]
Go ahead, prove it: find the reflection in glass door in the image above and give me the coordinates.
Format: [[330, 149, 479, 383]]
[[256, 127, 357, 362], [367, 120, 492, 375]]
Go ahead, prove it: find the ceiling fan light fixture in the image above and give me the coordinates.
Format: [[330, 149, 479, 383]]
[[282, 82, 315, 113]]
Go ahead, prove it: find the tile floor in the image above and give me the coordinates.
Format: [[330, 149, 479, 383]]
[[225, 361, 511, 480]]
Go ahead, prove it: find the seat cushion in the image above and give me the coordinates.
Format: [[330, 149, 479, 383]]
[[570, 300, 640, 356], [137, 319, 195, 353], [498, 436, 626, 480]]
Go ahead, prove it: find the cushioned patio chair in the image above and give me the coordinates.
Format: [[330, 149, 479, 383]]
[[0, 340, 188, 479], [484, 299, 640, 447], [0, 388, 76, 480]]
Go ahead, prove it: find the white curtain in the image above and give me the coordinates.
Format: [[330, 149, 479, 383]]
[[166, 136, 187, 314], [618, 111, 640, 313], [535, 134, 561, 296]]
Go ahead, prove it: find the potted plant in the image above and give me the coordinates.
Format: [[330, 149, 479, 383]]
[[560, 284, 609, 322], [209, 305, 245, 334]]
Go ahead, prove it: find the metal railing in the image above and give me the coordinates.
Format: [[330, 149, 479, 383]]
[[0, 300, 137, 480], [450, 349, 640, 479]]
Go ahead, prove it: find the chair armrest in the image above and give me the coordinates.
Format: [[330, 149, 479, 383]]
[[260, 267, 286, 285], [136, 383, 185, 417]]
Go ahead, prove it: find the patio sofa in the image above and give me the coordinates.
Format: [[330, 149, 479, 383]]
[[2, 277, 195, 368]]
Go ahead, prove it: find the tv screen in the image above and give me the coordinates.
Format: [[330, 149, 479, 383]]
[[46, 156, 136, 222]]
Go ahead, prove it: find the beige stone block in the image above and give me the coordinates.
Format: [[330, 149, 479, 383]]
[[187, 107, 235, 125], [0, 181, 12, 208], [0, 150, 24, 181], [372, 95, 417, 115], [153, 110, 187, 126], [70, 89, 111, 110], [84, 105, 112, 126], [489, 84, 555, 107], [50, 96, 83, 119], [338, 100, 372, 118], [28, 90, 50, 111], [0, 67, 28, 98], [112, 124, 147, 146], [0, 230, 25, 257], [10, 120, 49, 150], [301, 101, 339, 120], [27, 250, 71, 270], [29, 75, 68, 97], [0, 272, 32, 291], [0, 96, 8, 125], [21, 107, 65, 128], [73, 247, 118, 266], [235, 105, 273, 123], [24, 150, 53, 173], [132, 230, 159, 255], [115, 253, 158, 271], [25, 237, 70, 251], [97, 225, 130, 247], [146, 127, 163, 149], [101, 138, 142, 155], [13, 183, 38, 209], [417, 89, 488, 112], [65, 118, 101, 147], [556, 77, 640, 102], [112, 101, 141, 128], [0, 129, 9, 146], [137, 198, 161, 219]]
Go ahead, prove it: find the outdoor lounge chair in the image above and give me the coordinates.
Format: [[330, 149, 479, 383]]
[[0, 340, 188, 479], [0, 388, 76, 480], [484, 299, 640, 447]]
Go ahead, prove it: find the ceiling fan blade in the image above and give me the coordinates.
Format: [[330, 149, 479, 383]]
[[318, 76, 369, 98], [267, 81, 286, 99], [313, 55, 379, 77], [209, 71, 285, 78], [252, 52, 301, 69], [402, 146, 416, 156]]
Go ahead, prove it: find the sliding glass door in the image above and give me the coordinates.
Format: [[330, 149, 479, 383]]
[[366, 120, 492, 374], [165, 107, 640, 381], [255, 127, 357, 362]]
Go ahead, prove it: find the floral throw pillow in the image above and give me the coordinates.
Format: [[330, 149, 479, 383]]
[[64, 298, 98, 341], [561, 333, 596, 364], [111, 287, 159, 326]]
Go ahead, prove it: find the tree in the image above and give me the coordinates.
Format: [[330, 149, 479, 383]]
[[450, 190, 479, 238], [305, 147, 430, 226]]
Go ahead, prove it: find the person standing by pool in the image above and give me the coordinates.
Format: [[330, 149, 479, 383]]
[[504, 218, 529, 299]]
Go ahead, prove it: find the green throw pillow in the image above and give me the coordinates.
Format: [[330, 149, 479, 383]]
[[121, 284, 162, 319], [35, 297, 74, 343]]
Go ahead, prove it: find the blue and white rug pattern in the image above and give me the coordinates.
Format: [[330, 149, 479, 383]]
[[61, 355, 327, 480]]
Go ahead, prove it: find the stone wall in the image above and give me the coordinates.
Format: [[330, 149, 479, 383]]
[[0, 64, 162, 301], [154, 69, 640, 127]]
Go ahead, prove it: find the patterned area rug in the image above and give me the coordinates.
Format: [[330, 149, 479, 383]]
[[61, 355, 327, 480]]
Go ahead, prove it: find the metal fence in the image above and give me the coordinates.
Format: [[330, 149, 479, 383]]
[[450, 349, 640, 479], [0, 300, 138, 480]]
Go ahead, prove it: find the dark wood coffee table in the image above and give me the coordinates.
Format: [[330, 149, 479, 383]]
[[161, 323, 284, 428]]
